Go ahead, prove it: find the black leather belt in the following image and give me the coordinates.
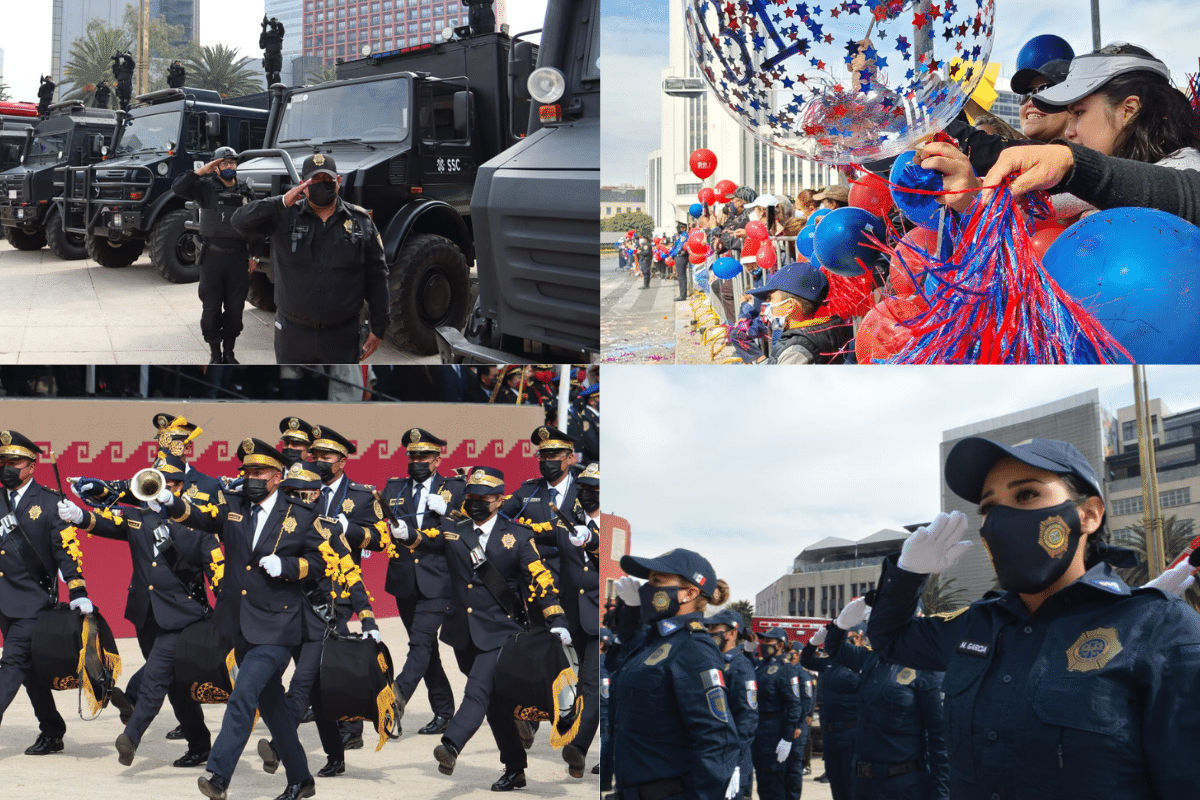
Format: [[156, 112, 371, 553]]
[[204, 241, 246, 254], [759, 712, 777, 720], [855, 761, 920, 779], [280, 313, 358, 331], [825, 718, 858, 732], [622, 777, 686, 800]]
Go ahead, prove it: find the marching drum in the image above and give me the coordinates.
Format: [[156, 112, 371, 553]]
[[31, 604, 122, 718]]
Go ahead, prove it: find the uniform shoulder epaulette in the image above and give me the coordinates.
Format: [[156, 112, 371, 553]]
[[343, 201, 372, 218], [349, 481, 375, 492], [502, 516, 538, 536], [384, 477, 408, 486], [689, 620, 705, 631], [931, 606, 969, 622], [442, 475, 465, 485], [283, 493, 315, 510], [520, 477, 541, 487]]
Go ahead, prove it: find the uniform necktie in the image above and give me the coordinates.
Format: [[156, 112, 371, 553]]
[[413, 483, 424, 526], [588, 519, 599, 534], [251, 504, 262, 549], [8, 491, 17, 513], [322, 486, 333, 516]]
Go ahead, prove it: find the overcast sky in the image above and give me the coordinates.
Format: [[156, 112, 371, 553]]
[[1, 1, 547, 103], [606, 366, 1200, 609], [601, 0, 1200, 185]]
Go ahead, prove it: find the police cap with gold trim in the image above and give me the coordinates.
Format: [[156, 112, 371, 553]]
[[0, 429, 43, 461], [152, 413, 198, 440], [531, 426, 575, 453], [278, 416, 315, 445], [281, 461, 323, 491], [309, 424, 357, 457], [464, 465, 505, 495], [402, 427, 446, 455], [578, 462, 599, 487], [151, 451, 187, 476], [302, 152, 339, 179], [236, 438, 287, 473]]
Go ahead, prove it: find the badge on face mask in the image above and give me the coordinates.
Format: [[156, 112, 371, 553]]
[[979, 500, 1084, 594]]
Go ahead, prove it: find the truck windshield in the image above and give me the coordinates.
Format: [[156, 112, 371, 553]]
[[277, 79, 409, 145], [27, 133, 68, 165], [114, 110, 183, 156]]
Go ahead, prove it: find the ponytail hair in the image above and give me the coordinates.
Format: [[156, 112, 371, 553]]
[[695, 578, 731, 611]]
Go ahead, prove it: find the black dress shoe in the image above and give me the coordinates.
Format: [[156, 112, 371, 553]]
[[116, 733, 137, 766], [317, 756, 345, 777], [592, 765, 600, 775], [417, 715, 450, 735], [491, 769, 527, 792], [198, 772, 229, 800], [272, 777, 316, 800], [300, 705, 316, 724], [174, 748, 211, 768], [514, 720, 534, 750], [258, 738, 280, 774], [433, 740, 459, 775], [25, 734, 64, 755], [562, 743, 585, 779], [110, 686, 134, 725], [341, 732, 363, 750], [166, 724, 185, 740]]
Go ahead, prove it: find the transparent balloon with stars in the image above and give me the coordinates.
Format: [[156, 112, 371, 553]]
[[684, 0, 996, 164]]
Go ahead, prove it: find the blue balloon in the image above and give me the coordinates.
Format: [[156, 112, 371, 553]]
[[689, 202, 703, 218], [813, 207, 885, 277], [796, 226, 817, 259], [889, 151, 943, 230], [1016, 35, 1075, 72], [805, 208, 832, 228], [712, 256, 743, 280], [1042, 208, 1200, 363]]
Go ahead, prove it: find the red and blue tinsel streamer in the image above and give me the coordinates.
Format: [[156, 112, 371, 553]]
[[885, 186, 1132, 364]]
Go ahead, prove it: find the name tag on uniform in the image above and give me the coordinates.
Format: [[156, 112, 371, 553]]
[[228, 513, 244, 522], [957, 639, 991, 658], [445, 532, 459, 541]]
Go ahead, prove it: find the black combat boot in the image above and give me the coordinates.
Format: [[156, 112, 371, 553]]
[[222, 338, 239, 365]]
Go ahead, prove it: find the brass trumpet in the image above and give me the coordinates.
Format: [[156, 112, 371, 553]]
[[130, 467, 166, 502]]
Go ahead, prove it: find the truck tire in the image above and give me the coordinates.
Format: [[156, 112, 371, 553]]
[[385, 233, 471, 355], [4, 225, 46, 251], [45, 207, 88, 260], [246, 270, 277, 313], [150, 208, 200, 283], [86, 233, 144, 268]]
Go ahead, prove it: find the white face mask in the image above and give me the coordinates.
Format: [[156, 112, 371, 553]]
[[768, 299, 793, 327], [748, 210, 761, 221]]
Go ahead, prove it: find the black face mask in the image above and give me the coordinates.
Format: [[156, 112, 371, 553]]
[[463, 498, 494, 522], [244, 478, 271, 503], [711, 633, 727, 650], [307, 460, 335, 484], [0, 465, 24, 491], [539, 459, 565, 483], [306, 180, 337, 207], [979, 500, 1084, 594], [408, 462, 433, 483], [280, 447, 304, 463], [638, 582, 683, 625], [577, 488, 600, 513], [760, 644, 779, 659]]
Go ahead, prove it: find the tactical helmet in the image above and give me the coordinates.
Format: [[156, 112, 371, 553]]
[[213, 146, 239, 161]]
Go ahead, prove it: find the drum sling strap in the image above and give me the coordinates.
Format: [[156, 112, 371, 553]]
[[0, 491, 57, 598], [456, 519, 528, 630], [147, 510, 210, 610]]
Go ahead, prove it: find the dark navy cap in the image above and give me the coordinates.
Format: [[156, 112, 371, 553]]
[[1011, 58, 1071, 97], [620, 548, 718, 599], [0, 430, 43, 461], [600, 627, 614, 644], [747, 261, 829, 304], [945, 436, 1102, 504], [279, 416, 315, 445], [464, 466, 505, 495], [302, 151, 338, 179], [761, 627, 790, 643], [706, 609, 742, 631]]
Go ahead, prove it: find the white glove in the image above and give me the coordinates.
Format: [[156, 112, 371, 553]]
[[775, 739, 792, 763], [57, 499, 84, 525], [363, 629, 382, 643], [614, 575, 641, 606], [425, 493, 448, 515], [390, 521, 414, 544], [724, 767, 740, 799], [569, 525, 591, 547], [834, 597, 869, 631], [336, 512, 350, 532], [809, 626, 828, 647], [743, 641, 757, 654], [72, 479, 96, 497], [154, 487, 173, 505], [897, 511, 972, 574], [1144, 560, 1197, 597], [551, 627, 573, 646], [147, 499, 162, 513], [70, 597, 94, 615], [259, 554, 282, 577]]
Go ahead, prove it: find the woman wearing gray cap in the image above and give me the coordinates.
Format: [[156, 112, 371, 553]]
[[864, 436, 1200, 799], [609, 548, 741, 800]]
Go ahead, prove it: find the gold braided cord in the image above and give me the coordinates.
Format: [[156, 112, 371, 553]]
[[548, 666, 582, 750], [527, 559, 556, 601], [61, 527, 84, 569], [209, 547, 225, 591]]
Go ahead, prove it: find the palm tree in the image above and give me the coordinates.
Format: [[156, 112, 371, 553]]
[[61, 20, 133, 107], [183, 44, 263, 99], [1113, 515, 1200, 611], [728, 599, 754, 631], [920, 574, 968, 616], [304, 64, 340, 86], [0, 80, 10, 101]]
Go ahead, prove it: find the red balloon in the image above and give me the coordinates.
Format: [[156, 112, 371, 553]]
[[741, 237, 761, 259], [889, 228, 938, 296], [666, 258, 675, 267], [688, 229, 706, 246], [689, 250, 708, 264], [744, 220, 769, 240], [756, 243, 777, 270], [699, 187, 716, 206], [1030, 222, 1067, 260], [687, 238, 708, 255], [849, 172, 894, 219], [715, 179, 737, 202], [689, 148, 718, 180], [855, 296, 927, 363], [627, 229, 636, 236]]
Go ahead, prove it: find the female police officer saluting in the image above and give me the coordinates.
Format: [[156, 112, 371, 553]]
[[610, 549, 742, 800], [867, 436, 1200, 800]]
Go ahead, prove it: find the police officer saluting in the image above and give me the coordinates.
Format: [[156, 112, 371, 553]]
[[232, 153, 389, 364], [173, 148, 254, 365]]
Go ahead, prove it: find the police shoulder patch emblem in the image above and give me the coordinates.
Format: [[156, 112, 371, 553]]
[[1038, 515, 1071, 558], [1066, 627, 1123, 673], [644, 643, 671, 666], [895, 667, 917, 686], [746, 680, 758, 710]]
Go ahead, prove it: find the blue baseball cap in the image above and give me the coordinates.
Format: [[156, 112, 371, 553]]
[[945, 436, 1103, 504], [761, 627, 790, 644], [621, 548, 718, 598], [706, 609, 743, 631], [747, 261, 829, 304]]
